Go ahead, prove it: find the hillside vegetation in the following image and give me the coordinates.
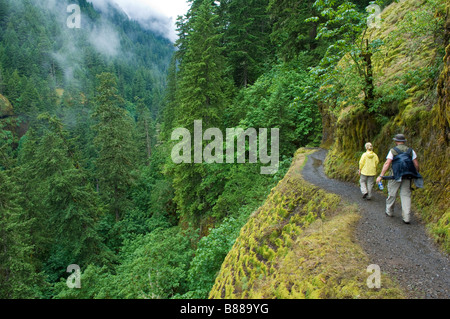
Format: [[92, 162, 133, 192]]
[[322, 0, 449, 252], [210, 0, 448, 299], [209, 149, 404, 298], [0, 0, 175, 298]]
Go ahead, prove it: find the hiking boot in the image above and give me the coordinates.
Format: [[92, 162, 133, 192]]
[[403, 220, 410, 224], [362, 193, 368, 199], [385, 211, 393, 217]]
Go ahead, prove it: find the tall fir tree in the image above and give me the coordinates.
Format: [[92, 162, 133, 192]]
[[15, 128, 53, 268], [167, 0, 233, 221], [0, 169, 45, 298], [135, 98, 156, 166], [175, 0, 233, 129], [39, 115, 114, 277], [92, 73, 137, 222], [268, 0, 322, 62], [16, 115, 114, 283], [224, 0, 273, 87]]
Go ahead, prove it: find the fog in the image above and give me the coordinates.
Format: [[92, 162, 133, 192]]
[[88, 0, 189, 42]]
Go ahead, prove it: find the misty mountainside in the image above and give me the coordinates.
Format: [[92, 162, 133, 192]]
[[0, 0, 173, 123], [0, 0, 178, 299]]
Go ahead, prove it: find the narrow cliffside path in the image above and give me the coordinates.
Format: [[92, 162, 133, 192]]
[[301, 148, 450, 299]]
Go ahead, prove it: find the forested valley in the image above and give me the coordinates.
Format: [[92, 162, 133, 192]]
[[0, 0, 447, 299]]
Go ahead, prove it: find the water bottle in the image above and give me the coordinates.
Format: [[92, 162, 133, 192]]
[[378, 181, 384, 190]]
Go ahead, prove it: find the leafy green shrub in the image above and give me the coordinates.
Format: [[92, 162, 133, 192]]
[[233, 56, 323, 157], [180, 216, 245, 299], [54, 226, 195, 299], [116, 226, 195, 299]]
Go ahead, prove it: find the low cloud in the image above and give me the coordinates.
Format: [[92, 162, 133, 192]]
[[88, 0, 180, 42], [29, 0, 121, 58], [88, 22, 121, 57]]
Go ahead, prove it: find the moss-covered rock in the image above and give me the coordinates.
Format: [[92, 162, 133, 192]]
[[0, 93, 13, 118], [209, 149, 404, 299]]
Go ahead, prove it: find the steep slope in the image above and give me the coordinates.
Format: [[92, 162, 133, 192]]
[[209, 0, 449, 300], [209, 149, 404, 299], [321, 0, 449, 252]]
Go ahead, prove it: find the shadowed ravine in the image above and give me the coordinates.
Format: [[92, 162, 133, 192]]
[[301, 148, 450, 299]]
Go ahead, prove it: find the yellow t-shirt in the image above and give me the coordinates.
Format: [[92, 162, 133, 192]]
[[359, 151, 379, 176]]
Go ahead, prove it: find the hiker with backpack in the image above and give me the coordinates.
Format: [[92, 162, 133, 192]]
[[359, 142, 379, 200], [376, 134, 423, 224]]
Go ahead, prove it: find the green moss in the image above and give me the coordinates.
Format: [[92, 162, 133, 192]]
[[209, 149, 405, 299]]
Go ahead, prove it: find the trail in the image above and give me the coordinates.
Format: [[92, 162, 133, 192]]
[[302, 148, 450, 299]]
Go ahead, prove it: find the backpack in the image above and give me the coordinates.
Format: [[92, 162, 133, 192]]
[[391, 147, 419, 180]]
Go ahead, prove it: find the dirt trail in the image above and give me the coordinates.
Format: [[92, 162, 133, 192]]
[[301, 148, 450, 299]]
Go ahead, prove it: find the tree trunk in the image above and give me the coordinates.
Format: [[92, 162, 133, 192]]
[[144, 118, 151, 162], [362, 40, 374, 110]]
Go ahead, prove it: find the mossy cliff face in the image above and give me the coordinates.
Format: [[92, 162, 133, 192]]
[[437, 3, 450, 146], [0, 93, 18, 138], [209, 149, 404, 299], [0, 94, 13, 117], [321, 0, 450, 252], [430, 3, 450, 252], [0, 94, 27, 150]]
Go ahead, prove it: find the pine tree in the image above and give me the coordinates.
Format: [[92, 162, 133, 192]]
[[269, 0, 322, 62], [15, 128, 53, 267], [0, 169, 44, 298], [0, 1, 8, 28], [92, 73, 137, 222], [4, 70, 22, 109], [18, 77, 41, 116], [167, 0, 233, 221], [160, 56, 179, 140], [224, 0, 273, 87], [16, 115, 114, 283], [175, 0, 233, 129], [135, 98, 155, 166]]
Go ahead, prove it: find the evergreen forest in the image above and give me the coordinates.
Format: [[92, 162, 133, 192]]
[[0, 0, 448, 300]]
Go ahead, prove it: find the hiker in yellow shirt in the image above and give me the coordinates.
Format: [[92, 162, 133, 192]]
[[359, 142, 379, 200]]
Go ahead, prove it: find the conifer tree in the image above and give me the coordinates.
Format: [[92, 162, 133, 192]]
[[135, 98, 155, 166], [224, 0, 273, 87], [0, 169, 44, 298], [269, 0, 322, 62], [160, 56, 179, 140], [92, 73, 137, 222], [176, 0, 233, 129], [0, 1, 7, 27], [15, 128, 53, 266], [168, 0, 233, 221], [4, 70, 22, 109], [16, 115, 113, 282]]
